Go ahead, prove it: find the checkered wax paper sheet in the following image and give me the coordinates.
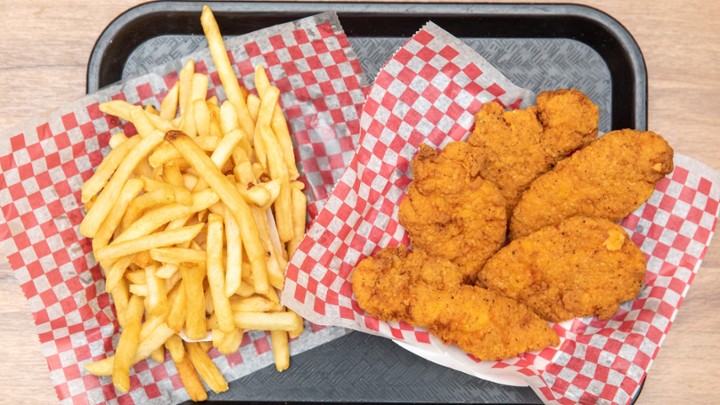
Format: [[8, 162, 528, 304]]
[[0, 12, 366, 404], [280, 21, 720, 405]]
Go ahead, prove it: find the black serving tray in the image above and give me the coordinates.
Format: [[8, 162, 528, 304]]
[[87, 2, 647, 403]]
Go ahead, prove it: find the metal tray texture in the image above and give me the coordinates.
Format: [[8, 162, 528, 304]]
[[86, 2, 647, 403]]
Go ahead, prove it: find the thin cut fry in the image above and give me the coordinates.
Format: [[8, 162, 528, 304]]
[[150, 247, 206, 263], [185, 341, 229, 394], [181, 263, 207, 340], [234, 311, 302, 331], [81, 136, 141, 203], [206, 213, 234, 332], [200, 5, 253, 135], [80, 130, 164, 238], [270, 330, 290, 372], [95, 223, 204, 263], [164, 131, 269, 293], [173, 351, 208, 402], [85, 323, 175, 376], [112, 294, 144, 392], [160, 82, 180, 120]]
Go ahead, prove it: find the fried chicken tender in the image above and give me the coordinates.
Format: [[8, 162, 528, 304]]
[[469, 89, 599, 215], [509, 129, 674, 239], [398, 142, 506, 281], [352, 247, 559, 360], [480, 217, 647, 322]]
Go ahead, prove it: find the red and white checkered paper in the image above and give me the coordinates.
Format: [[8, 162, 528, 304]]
[[0, 12, 366, 404], [280, 22, 720, 404]]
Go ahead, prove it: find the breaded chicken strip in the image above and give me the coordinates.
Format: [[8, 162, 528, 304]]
[[480, 217, 647, 322], [469, 89, 599, 215], [399, 143, 506, 281], [509, 129, 674, 239], [352, 247, 559, 360]]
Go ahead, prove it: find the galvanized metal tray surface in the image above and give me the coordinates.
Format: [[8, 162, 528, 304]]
[[87, 2, 647, 403]]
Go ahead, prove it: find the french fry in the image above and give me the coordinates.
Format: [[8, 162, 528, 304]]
[[287, 309, 304, 339], [287, 186, 307, 258], [129, 105, 157, 138], [160, 82, 180, 120], [167, 281, 187, 333], [120, 187, 178, 231], [148, 136, 220, 168], [270, 330, 290, 372], [165, 334, 185, 362], [172, 350, 208, 402], [129, 284, 148, 296], [150, 347, 165, 363], [112, 276, 130, 327], [150, 247, 206, 263], [145, 265, 169, 317], [112, 295, 143, 392], [234, 312, 302, 331], [200, 6, 253, 136], [95, 223, 204, 263], [163, 163, 185, 188], [109, 132, 128, 149], [99, 100, 133, 121], [181, 263, 207, 340], [246, 93, 260, 122], [105, 254, 133, 293], [80, 130, 164, 238], [217, 328, 243, 355], [164, 131, 269, 294], [81, 135, 141, 203], [145, 104, 159, 115], [229, 295, 283, 313], [178, 60, 195, 133], [194, 99, 211, 138], [141, 176, 193, 206], [85, 323, 175, 377], [223, 208, 243, 297], [206, 213, 234, 332], [113, 189, 218, 244], [91, 178, 144, 258], [185, 341, 229, 394]]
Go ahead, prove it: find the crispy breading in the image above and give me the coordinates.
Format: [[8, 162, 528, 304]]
[[480, 217, 647, 322], [468, 89, 599, 215], [509, 129, 674, 239], [398, 142, 506, 281], [352, 247, 559, 360]]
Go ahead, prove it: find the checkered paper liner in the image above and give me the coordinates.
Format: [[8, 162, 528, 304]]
[[0, 12, 367, 404], [280, 21, 720, 405]]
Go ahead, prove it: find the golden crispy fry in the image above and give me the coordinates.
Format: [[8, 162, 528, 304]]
[[185, 341, 229, 394], [164, 334, 185, 362], [82, 136, 141, 203], [85, 323, 175, 377], [179, 60, 195, 135], [130, 105, 157, 138], [105, 255, 133, 293], [270, 330, 290, 372], [223, 208, 243, 297], [150, 247, 206, 263], [207, 213, 235, 332], [193, 98, 211, 138], [201, 5, 253, 135], [287, 186, 307, 258], [234, 311, 302, 331], [109, 132, 129, 149], [141, 176, 193, 206], [160, 82, 179, 120], [112, 294, 143, 392], [80, 130, 165, 238], [91, 178, 144, 260], [173, 350, 208, 402], [181, 263, 207, 340], [247, 93, 260, 122], [111, 276, 131, 327], [229, 295, 283, 313], [148, 136, 220, 168], [150, 347, 165, 363], [95, 223, 204, 263], [164, 131, 269, 293], [167, 281, 187, 333], [145, 265, 169, 317]]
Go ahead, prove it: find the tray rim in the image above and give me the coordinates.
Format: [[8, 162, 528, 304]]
[[86, 1, 647, 131]]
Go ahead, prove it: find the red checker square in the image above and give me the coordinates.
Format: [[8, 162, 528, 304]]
[[413, 30, 434, 45], [665, 213, 684, 232], [397, 66, 417, 85], [300, 70, 319, 86], [671, 166, 689, 184], [40, 287, 59, 307], [415, 331, 430, 344], [364, 316, 379, 331], [330, 49, 347, 65], [61, 113, 78, 131], [20, 211, 39, 229], [671, 233, 691, 251], [254, 336, 272, 354], [17, 162, 35, 181], [305, 54, 323, 70], [194, 60, 208, 75], [578, 391, 600, 404], [10, 135, 27, 154], [679, 253, 698, 270], [236, 58, 255, 77], [390, 327, 403, 339], [339, 305, 356, 320], [150, 363, 169, 381], [651, 242, 670, 259], [62, 364, 81, 381], [46, 269, 64, 286], [320, 270, 336, 288], [60, 296, 79, 314], [438, 45, 460, 61], [646, 324, 664, 343], [646, 223, 664, 240], [462, 63, 484, 80], [36, 123, 53, 141], [678, 186, 697, 204], [416, 46, 439, 64], [317, 21, 334, 38], [325, 289, 339, 305], [633, 349, 652, 368], [144, 383, 162, 399], [226, 350, 244, 367], [572, 373, 592, 390], [486, 83, 506, 97], [311, 38, 329, 54], [693, 225, 710, 245], [686, 206, 704, 223], [668, 277, 688, 294], [697, 177, 712, 195], [33, 240, 50, 257], [619, 376, 638, 395], [565, 356, 585, 372], [27, 142, 45, 161], [292, 29, 309, 45], [658, 194, 677, 212], [49, 316, 68, 331], [705, 197, 719, 215], [313, 298, 325, 315]]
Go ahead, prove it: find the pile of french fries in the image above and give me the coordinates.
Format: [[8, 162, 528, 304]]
[[81, 6, 306, 401]]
